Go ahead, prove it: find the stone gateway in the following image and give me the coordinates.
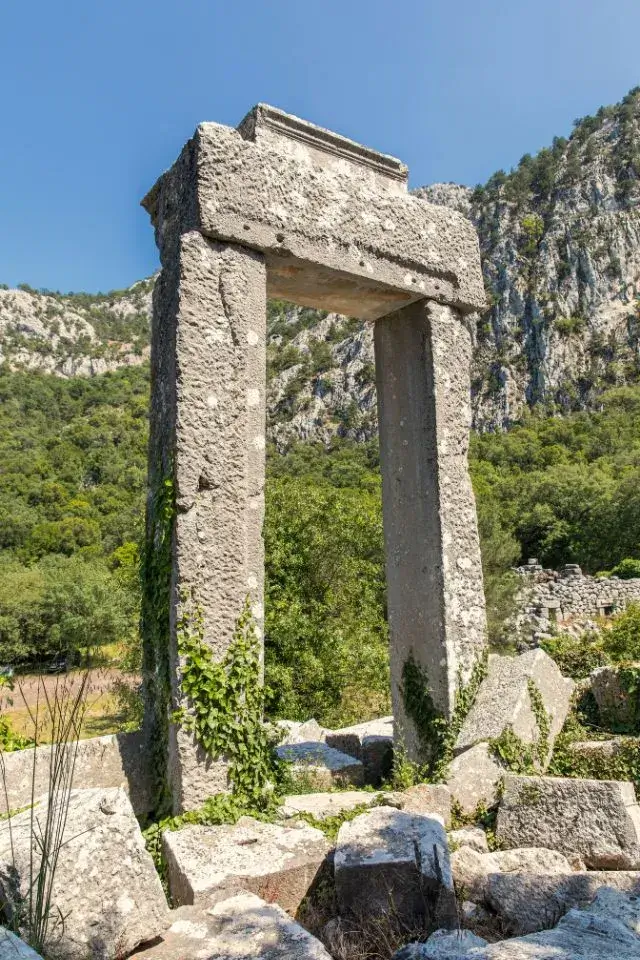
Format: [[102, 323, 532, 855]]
[[141, 104, 488, 811]]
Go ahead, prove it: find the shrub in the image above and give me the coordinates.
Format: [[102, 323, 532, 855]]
[[610, 558, 640, 579]]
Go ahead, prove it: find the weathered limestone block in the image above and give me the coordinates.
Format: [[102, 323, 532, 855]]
[[280, 791, 378, 820], [487, 870, 640, 935], [591, 664, 640, 731], [334, 806, 456, 927], [446, 742, 504, 815], [143, 105, 486, 323], [375, 300, 487, 760], [0, 730, 153, 816], [143, 228, 267, 813], [0, 929, 42, 959], [0, 788, 168, 960], [380, 783, 452, 827], [276, 719, 327, 745], [451, 845, 572, 904], [393, 930, 488, 959], [131, 894, 333, 960], [325, 716, 393, 784], [162, 817, 330, 912], [275, 741, 364, 789], [456, 649, 574, 757], [496, 775, 640, 869], [449, 827, 489, 854]]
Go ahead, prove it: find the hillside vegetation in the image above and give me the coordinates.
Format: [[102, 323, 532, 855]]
[[1, 359, 639, 725]]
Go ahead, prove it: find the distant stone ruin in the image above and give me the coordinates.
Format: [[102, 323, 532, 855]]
[[141, 104, 488, 811]]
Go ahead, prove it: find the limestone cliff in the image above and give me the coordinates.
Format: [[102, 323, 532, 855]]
[[2, 88, 639, 444]]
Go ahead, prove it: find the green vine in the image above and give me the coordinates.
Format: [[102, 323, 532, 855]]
[[176, 592, 282, 808], [489, 678, 551, 774], [398, 649, 488, 783], [527, 678, 551, 766], [140, 471, 175, 815]]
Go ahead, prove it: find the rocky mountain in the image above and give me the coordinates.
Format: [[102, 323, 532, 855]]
[[2, 87, 640, 445]]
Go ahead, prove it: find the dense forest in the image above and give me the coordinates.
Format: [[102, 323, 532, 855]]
[[1, 360, 639, 726]]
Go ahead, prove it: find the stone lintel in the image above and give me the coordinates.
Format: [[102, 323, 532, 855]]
[[142, 105, 486, 321]]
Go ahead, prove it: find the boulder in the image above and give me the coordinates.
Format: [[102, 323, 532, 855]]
[[280, 790, 378, 820], [496, 775, 640, 869], [276, 741, 364, 789], [393, 929, 488, 959], [0, 928, 43, 959], [276, 719, 327, 745], [325, 717, 394, 784], [455, 649, 573, 760], [131, 893, 333, 959], [591, 665, 640, 731], [0, 788, 168, 960], [380, 783, 452, 826], [334, 806, 456, 927], [446, 743, 503, 815], [162, 816, 330, 912], [449, 827, 489, 854], [486, 870, 640, 936]]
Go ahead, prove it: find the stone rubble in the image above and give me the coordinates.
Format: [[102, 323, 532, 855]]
[[275, 741, 365, 789], [0, 788, 168, 960], [162, 816, 330, 913], [496, 775, 640, 870], [334, 806, 456, 928]]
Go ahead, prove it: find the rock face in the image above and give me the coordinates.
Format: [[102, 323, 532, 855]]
[[496, 775, 640, 869], [0, 788, 168, 960], [334, 807, 456, 927], [455, 649, 574, 757], [450, 845, 572, 905], [380, 784, 452, 827], [132, 894, 333, 960], [446, 743, 504, 815], [0, 928, 43, 959], [394, 929, 488, 959], [591, 664, 640, 731], [162, 817, 330, 912]]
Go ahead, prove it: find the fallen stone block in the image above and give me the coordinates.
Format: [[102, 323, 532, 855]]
[[162, 816, 330, 912], [446, 742, 503, 815], [0, 788, 169, 960], [591, 664, 640, 731], [393, 929, 488, 959], [0, 928, 43, 959], [496, 775, 640, 869], [455, 649, 573, 760], [276, 718, 327, 745], [486, 870, 640, 936], [334, 806, 456, 928], [451, 845, 571, 904], [449, 827, 489, 854], [276, 741, 364, 789], [280, 790, 378, 820], [325, 717, 393, 784], [380, 783, 452, 826], [131, 893, 333, 959]]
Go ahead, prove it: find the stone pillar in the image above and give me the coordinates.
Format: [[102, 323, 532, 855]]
[[374, 299, 487, 763], [143, 229, 267, 813]]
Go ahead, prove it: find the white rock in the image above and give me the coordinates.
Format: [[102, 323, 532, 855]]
[[447, 742, 504, 815]]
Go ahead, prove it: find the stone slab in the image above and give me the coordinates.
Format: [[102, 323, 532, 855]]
[[393, 930, 488, 959], [334, 806, 456, 927], [276, 741, 364, 789], [446, 742, 503, 815], [456, 649, 574, 758], [143, 106, 486, 321], [0, 788, 168, 960], [131, 894, 332, 959], [449, 827, 489, 854], [496, 775, 640, 869], [280, 791, 379, 821], [162, 816, 330, 912], [0, 928, 42, 959], [0, 730, 153, 816], [325, 717, 394, 785], [451, 845, 572, 905], [380, 783, 452, 827]]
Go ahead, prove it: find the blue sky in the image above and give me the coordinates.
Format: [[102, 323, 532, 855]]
[[2, 0, 639, 292]]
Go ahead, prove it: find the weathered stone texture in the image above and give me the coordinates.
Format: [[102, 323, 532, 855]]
[[132, 894, 333, 960], [455, 649, 573, 756], [280, 791, 378, 821], [496, 775, 640, 869], [0, 788, 168, 960], [325, 716, 393, 784], [375, 300, 487, 753], [162, 817, 329, 912], [449, 827, 489, 854], [0, 928, 43, 959], [591, 664, 640, 730], [393, 930, 488, 959], [334, 806, 456, 927], [0, 730, 152, 816], [450, 845, 572, 905], [380, 783, 452, 827], [446, 742, 503, 815], [275, 741, 364, 789]]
